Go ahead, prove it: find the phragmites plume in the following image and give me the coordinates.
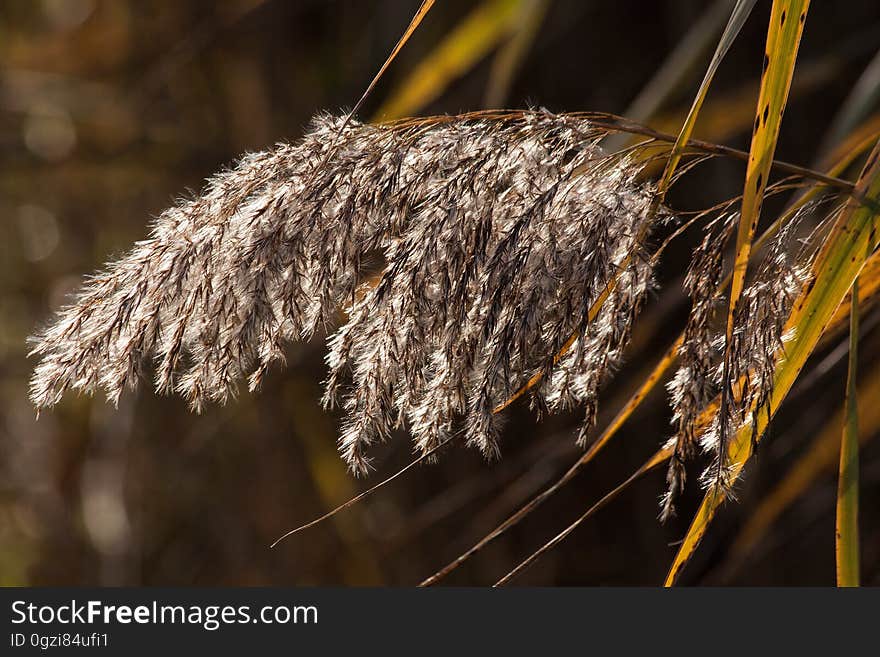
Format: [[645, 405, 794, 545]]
[[29, 110, 664, 473], [662, 202, 817, 519]]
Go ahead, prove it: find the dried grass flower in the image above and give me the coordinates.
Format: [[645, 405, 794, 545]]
[[662, 201, 820, 518], [30, 110, 663, 473]]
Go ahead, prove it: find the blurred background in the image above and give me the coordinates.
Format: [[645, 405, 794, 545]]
[[2, 0, 880, 586]]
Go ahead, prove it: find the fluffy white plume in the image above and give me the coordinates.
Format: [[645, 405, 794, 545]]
[[30, 111, 661, 473]]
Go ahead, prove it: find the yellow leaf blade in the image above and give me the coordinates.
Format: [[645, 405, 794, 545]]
[[719, 1, 810, 475]]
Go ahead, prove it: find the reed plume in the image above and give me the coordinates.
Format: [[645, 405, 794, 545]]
[[29, 110, 663, 474], [662, 202, 818, 518]]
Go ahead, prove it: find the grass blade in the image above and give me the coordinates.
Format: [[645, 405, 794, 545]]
[[718, 0, 810, 485], [665, 138, 880, 586], [836, 278, 860, 587]]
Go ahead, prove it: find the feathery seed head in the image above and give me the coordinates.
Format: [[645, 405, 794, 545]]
[[29, 111, 662, 473]]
